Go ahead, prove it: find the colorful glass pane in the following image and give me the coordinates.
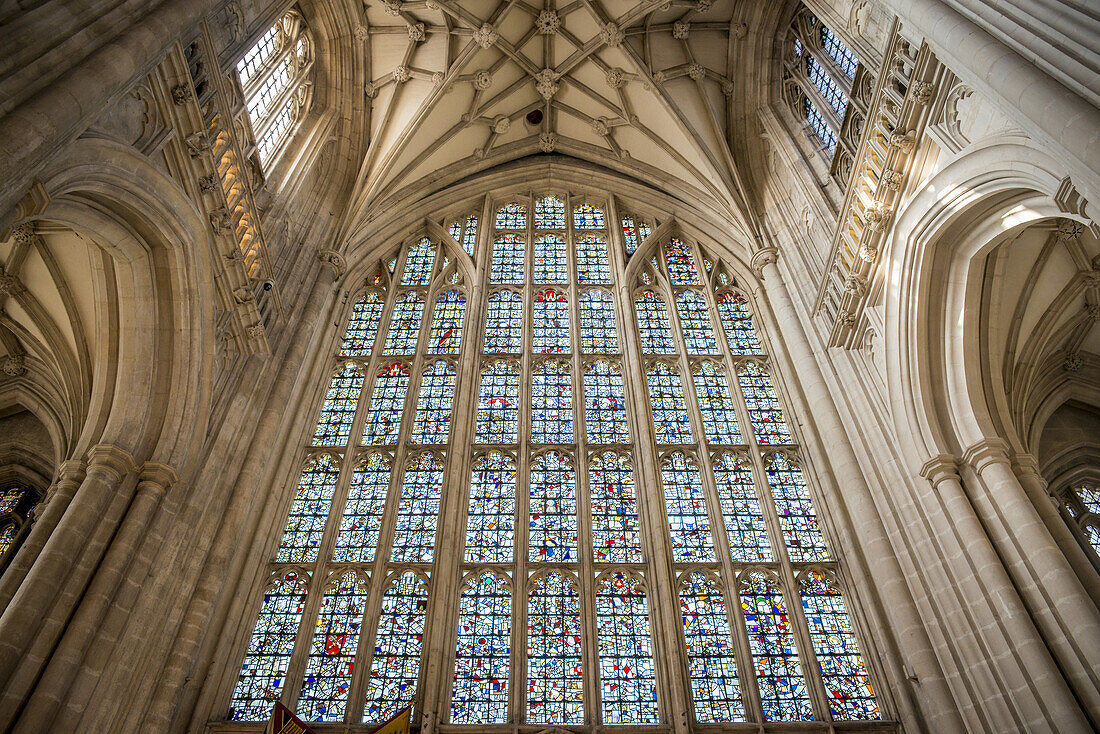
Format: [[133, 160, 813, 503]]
[[800, 571, 879, 719], [276, 456, 340, 563], [465, 452, 517, 562], [449, 220, 461, 243], [534, 235, 568, 284], [332, 453, 392, 563], [496, 202, 527, 229], [298, 572, 368, 721], [741, 572, 812, 721], [340, 293, 384, 356], [451, 573, 511, 723], [531, 363, 573, 443], [579, 290, 618, 353], [765, 452, 829, 562], [596, 573, 659, 724], [382, 293, 424, 355], [529, 451, 577, 562], [535, 195, 565, 229], [0, 523, 16, 557], [491, 234, 526, 284], [484, 290, 523, 353], [411, 361, 456, 444], [229, 571, 308, 720], [0, 487, 25, 514], [635, 291, 676, 354], [621, 216, 650, 256], [533, 289, 570, 354], [665, 238, 700, 285], [583, 361, 630, 444], [713, 453, 772, 562], [312, 364, 364, 446], [363, 573, 429, 721], [693, 363, 741, 444], [391, 454, 444, 562], [401, 238, 436, 286], [452, 214, 479, 255], [575, 235, 610, 284], [573, 203, 605, 229], [475, 362, 520, 444], [527, 572, 584, 723], [428, 290, 465, 355], [590, 452, 643, 563], [716, 292, 763, 354], [680, 573, 745, 722], [362, 362, 410, 445], [647, 363, 694, 444], [676, 291, 719, 354], [738, 362, 792, 444], [661, 452, 716, 562]]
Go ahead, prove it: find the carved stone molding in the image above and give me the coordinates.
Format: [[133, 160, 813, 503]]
[[919, 454, 960, 487], [1063, 352, 1083, 371], [317, 249, 347, 281], [672, 21, 690, 39], [12, 180, 50, 222], [85, 444, 137, 482], [0, 267, 26, 298], [137, 462, 179, 497], [601, 22, 624, 47], [171, 84, 193, 105], [962, 438, 1013, 475], [232, 285, 254, 304], [209, 208, 233, 236], [536, 10, 560, 34], [538, 132, 558, 152], [687, 63, 705, 81], [1, 354, 26, 376], [185, 132, 211, 157], [749, 247, 778, 278], [472, 23, 498, 49], [888, 131, 915, 153], [910, 80, 934, 105]]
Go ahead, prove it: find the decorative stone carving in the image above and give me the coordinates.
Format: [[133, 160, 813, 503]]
[[749, 247, 778, 278], [1086, 303, 1100, 321], [535, 68, 559, 100], [1, 355, 26, 377], [0, 268, 26, 298], [171, 84, 193, 105], [408, 22, 426, 42], [910, 80, 934, 105], [232, 285, 254, 304], [730, 22, 747, 39], [721, 79, 735, 96], [672, 21, 690, 39], [687, 63, 705, 81], [209, 208, 233, 236], [473, 23, 498, 48], [1063, 352, 1082, 371], [888, 131, 915, 153], [694, 0, 711, 11], [317, 249, 347, 280], [184, 132, 211, 157], [538, 131, 558, 152], [858, 242, 878, 262], [355, 24, 370, 41], [393, 65, 411, 83], [601, 22, 624, 47], [364, 81, 378, 98], [474, 70, 493, 90], [225, 2, 245, 41], [881, 169, 903, 191], [865, 202, 893, 232], [1056, 219, 1083, 241], [844, 273, 868, 297], [837, 310, 856, 325], [492, 115, 510, 134], [536, 10, 561, 34], [199, 174, 219, 193], [246, 322, 266, 340], [606, 67, 626, 89], [381, 0, 401, 16], [10, 223, 36, 246], [652, 70, 666, 84], [592, 118, 609, 136]]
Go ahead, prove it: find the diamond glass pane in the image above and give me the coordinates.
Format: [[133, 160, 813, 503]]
[[807, 55, 848, 117], [237, 24, 281, 86], [529, 450, 577, 562], [596, 573, 659, 724], [648, 363, 694, 444], [465, 452, 517, 563], [661, 452, 716, 562], [298, 572, 368, 721], [531, 363, 573, 443], [475, 362, 520, 444], [276, 456, 340, 563], [383, 293, 424, 355], [484, 290, 523, 353], [1075, 484, 1100, 514], [693, 363, 742, 444], [411, 361, 456, 444], [363, 572, 429, 721], [362, 363, 410, 446], [579, 290, 618, 353], [491, 234, 526, 284], [635, 291, 676, 354], [803, 97, 838, 154], [332, 453, 392, 563], [590, 452, 643, 563], [534, 235, 568, 284], [391, 454, 444, 562], [527, 572, 584, 723], [738, 362, 792, 444], [584, 361, 630, 444], [676, 291, 719, 354], [680, 573, 745, 722], [460, 214, 479, 255], [821, 25, 858, 78], [451, 573, 511, 724], [312, 364, 364, 446], [713, 453, 772, 562], [765, 452, 830, 562], [576, 236, 610, 284], [740, 572, 813, 721], [340, 292, 384, 356], [533, 289, 570, 353]]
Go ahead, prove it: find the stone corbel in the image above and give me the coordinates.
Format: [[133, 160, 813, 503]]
[[317, 249, 347, 281], [749, 247, 779, 279]]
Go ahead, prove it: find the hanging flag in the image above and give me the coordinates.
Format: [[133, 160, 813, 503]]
[[368, 705, 412, 734], [267, 702, 315, 734]]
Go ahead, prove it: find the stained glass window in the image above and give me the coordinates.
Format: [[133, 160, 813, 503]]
[[383, 293, 425, 355], [237, 24, 280, 85], [451, 572, 511, 723], [532, 362, 573, 444], [1076, 484, 1100, 514], [575, 236, 610, 284], [229, 571, 309, 720], [596, 573, 659, 724], [401, 238, 436, 286], [680, 573, 745, 722], [661, 452, 716, 562], [0, 524, 16, 558], [800, 571, 879, 719], [340, 292, 384, 356], [484, 290, 523, 353], [765, 452, 830, 562], [475, 362, 520, 444], [428, 290, 465, 355], [635, 291, 676, 354], [573, 203, 605, 229], [465, 452, 517, 562], [693, 363, 741, 444], [621, 215, 651, 256], [716, 292, 763, 354], [0, 487, 25, 514], [313, 364, 364, 446], [584, 361, 630, 444], [665, 239, 700, 285], [362, 362, 410, 445], [713, 453, 773, 562], [533, 289, 570, 353], [332, 453, 392, 563], [527, 572, 584, 723], [804, 97, 838, 154], [411, 361, 456, 444], [276, 456, 340, 563], [821, 26, 858, 78], [298, 572, 368, 721], [590, 452, 643, 563], [740, 571, 813, 721], [451, 214, 479, 255], [676, 291, 719, 354], [529, 451, 577, 562], [647, 363, 694, 444], [579, 290, 618, 353], [491, 234, 526, 284], [363, 572, 429, 721], [534, 235, 568, 284], [391, 454, 443, 562], [495, 202, 527, 229], [535, 195, 566, 229], [738, 362, 792, 444]]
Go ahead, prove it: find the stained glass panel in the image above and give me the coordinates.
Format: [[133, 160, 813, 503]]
[[575, 236, 610, 284], [495, 202, 527, 229], [620, 216, 650, 256], [411, 361, 456, 444], [590, 452, 643, 563], [465, 452, 517, 562], [800, 571, 879, 719], [738, 362, 792, 445], [676, 291, 719, 354], [383, 293, 424, 355], [312, 364, 364, 446], [276, 456, 340, 563], [647, 363, 694, 444], [713, 453, 772, 562], [529, 451, 577, 563], [527, 572, 584, 723], [458, 214, 479, 255], [716, 292, 763, 355], [332, 453, 392, 563], [451, 572, 511, 724], [298, 572, 368, 721], [484, 290, 523, 353], [573, 203, 605, 229], [534, 235, 568, 284], [428, 290, 465, 355], [693, 363, 741, 444], [0, 523, 16, 557], [491, 234, 526, 284], [363, 573, 429, 721], [765, 452, 830, 562], [401, 238, 436, 286], [579, 290, 618, 353], [741, 572, 812, 721], [665, 238, 700, 285], [661, 452, 716, 562], [229, 571, 308, 720], [0, 487, 25, 514], [340, 292, 384, 356], [635, 291, 676, 354], [596, 573, 659, 724], [535, 195, 565, 229], [391, 454, 444, 562], [362, 362, 410, 445], [533, 289, 570, 353], [680, 573, 745, 722], [531, 363, 573, 443], [583, 361, 630, 444], [475, 362, 520, 444]]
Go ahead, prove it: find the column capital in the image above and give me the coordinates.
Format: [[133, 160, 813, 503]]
[[55, 459, 87, 486], [749, 247, 779, 279], [1011, 452, 1043, 480], [137, 462, 178, 496], [84, 444, 136, 482], [962, 438, 1012, 474], [920, 454, 960, 487]]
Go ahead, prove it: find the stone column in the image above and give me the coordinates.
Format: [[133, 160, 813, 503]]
[[16, 462, 178, 732]]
